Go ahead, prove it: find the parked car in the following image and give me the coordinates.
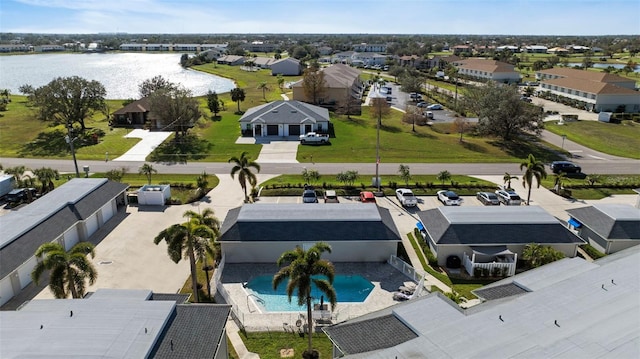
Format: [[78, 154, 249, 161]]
[[520, 96, 532, 103], [302, 189, 318, 203], [416, 101, 429, 108], [495, 189, 522, 206], [550, 161, 582, 174], [476, 191, 500, 205], [424, 111, 434, 119], [359, 191, 376, 203], [5, 188, 38, 204], [426, 104, 443, 110], [324, 190, 339, 203], [409, 93, 422, 101], [395, 188, 418, 207], [299, 132, 330, 145], [437, 190, 462, 206]]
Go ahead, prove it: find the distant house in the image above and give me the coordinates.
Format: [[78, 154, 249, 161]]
[[353, 43, 387, 53], [397, 55, 424, 68], [417, 206, 583, 276], [0, 179, 129, 307], [333, 51, 357, 64], [451, 45, 472, 55], [496, 45, 519, 52], [0, 288, 231, 358], [238, 100, 330, 137], [111, 97, 151, 127], [218, 203, 401, 263], [292, 64, 364, 113], [547, 47, 569, 55], [216, 55, 245, 66], [536, 67, 640, 113], [567, 204, 640, 254], [452, 58, 521, 84], [241, 41, 278, 53], [354, 53, 388, 66], [524, 45, 548, 53], [270, 57, 302, 76], [424, 55, 461, 70]]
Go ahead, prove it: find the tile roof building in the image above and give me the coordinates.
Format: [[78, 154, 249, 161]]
[[452, 58, 521, 84], [536, 67, 640, 112], [292, 64, 364, 113]]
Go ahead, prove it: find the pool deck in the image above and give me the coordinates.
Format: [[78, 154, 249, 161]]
[[218, 262, 425, 332]]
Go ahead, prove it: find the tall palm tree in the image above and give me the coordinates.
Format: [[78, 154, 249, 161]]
[[228, 151, 261, 203], [503, 172, 518, 189], [230, 87, 246, 113], [138, 163, 157, 184], [520, 154, 547, 205], [257, 82, 270, 101], [273, 242, 337, 358], [154, 210, 214, 303], [188, 208, 221, 299], [33, 167, 59, 194], [31, 242, 97, 299]]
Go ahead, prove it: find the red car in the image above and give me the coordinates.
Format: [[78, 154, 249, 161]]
[[359, 191, 376, 203]]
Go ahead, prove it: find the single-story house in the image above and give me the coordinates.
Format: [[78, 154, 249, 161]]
[[535, 68, 640, 113], [238, 100, 330, 137], [0, 288, 231, 359], [218, 203, 401, 263], [323, 245, 640, 358], [292, 64, 364, 113], [270, 57, 302, 76], [216, 55, 245, 66], [417, 206, 584, 276], [452, 58, 521, 84], [248, 56, 274, 69], [111, 97, 151, 127], [566, 204, 640, 254], [0, 178, 129, 307]]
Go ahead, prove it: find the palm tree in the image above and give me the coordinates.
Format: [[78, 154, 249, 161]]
[[5, 165, 28, 187], [257, 82, 270, 101], [503, 172, 518, 189], [520, 154, 547, 205], [138, 163, 157, 184], [437, 170, 451, 186], [154, 210, 215, 303], [31, 242, 97, 299], [230, 87, 246, 113], [273, 242, 337, 358], [33, 167, 59, 194], [228, 151, 261, 203], [188, 208, 221, 299]]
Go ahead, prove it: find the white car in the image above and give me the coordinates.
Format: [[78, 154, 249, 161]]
[[437, 190, 462, 206], [427, 104, 443, 110], [495, 189, 522, 206], [396, 188, 418, 207]]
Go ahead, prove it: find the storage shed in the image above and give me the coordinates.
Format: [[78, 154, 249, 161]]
[[137, 185, 171, 206]]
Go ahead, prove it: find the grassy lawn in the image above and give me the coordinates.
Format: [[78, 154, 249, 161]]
[[240, 331, 332, 359], [545, 120, 640, 159]]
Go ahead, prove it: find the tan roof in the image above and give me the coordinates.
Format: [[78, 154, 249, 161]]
[[547, 47, 569, 52], [542, 77, 639, 95], [291, 64, 361, 90], [538, 67, 632, 84], [456, 59, 516, 73]]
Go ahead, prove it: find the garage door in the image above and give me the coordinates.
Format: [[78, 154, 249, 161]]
[[267, 125, 279, 136], [288, 125, 300, 136]]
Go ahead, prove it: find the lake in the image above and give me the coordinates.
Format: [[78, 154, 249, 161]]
[[564, 62, 640, 72], [0, 53, 235, 99]]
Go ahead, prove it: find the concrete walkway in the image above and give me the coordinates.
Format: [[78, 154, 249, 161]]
[[112, 129, 172, 162]]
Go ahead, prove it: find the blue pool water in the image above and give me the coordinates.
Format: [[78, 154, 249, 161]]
[[246, 274, 374, 312]]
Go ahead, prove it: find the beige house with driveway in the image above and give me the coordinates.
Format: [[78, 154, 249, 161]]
[[292, 64, 364, 113]]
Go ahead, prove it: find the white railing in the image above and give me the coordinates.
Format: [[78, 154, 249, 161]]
[[388, 254, 424, 283], [462, 252, 517, 277]]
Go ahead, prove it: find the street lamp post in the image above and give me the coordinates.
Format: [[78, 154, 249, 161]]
[[369, 90, 385, 193], [561, 134, 567, 150], [65, 123, 80, 178]]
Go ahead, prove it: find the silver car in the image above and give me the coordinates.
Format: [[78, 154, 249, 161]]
[[476, 192, 500, 205]]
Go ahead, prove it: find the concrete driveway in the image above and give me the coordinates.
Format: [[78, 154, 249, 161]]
[[112, 129, 172, 162]]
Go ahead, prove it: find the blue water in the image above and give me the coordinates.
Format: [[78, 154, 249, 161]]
[[246, 274, 374, 312]]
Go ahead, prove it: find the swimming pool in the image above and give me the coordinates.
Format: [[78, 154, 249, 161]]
[[245, 274, 374, 312]]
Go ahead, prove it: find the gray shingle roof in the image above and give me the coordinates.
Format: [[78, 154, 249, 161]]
[[567, 204, 640, 240], [219, 204, 401, 243], [150, 304, 231, 359], [417, 206, 583, 245], [238, 100, 329, 125], [323, 314, 418, 355], [473, 283, 529, 300], [0, 179, 129, 278]]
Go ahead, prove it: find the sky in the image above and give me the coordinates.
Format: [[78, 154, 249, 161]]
[[1, 0, 639, 36]]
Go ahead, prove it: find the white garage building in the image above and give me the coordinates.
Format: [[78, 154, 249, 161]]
[[218, 203, 401, 264], [0, 178, 128, 307]]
